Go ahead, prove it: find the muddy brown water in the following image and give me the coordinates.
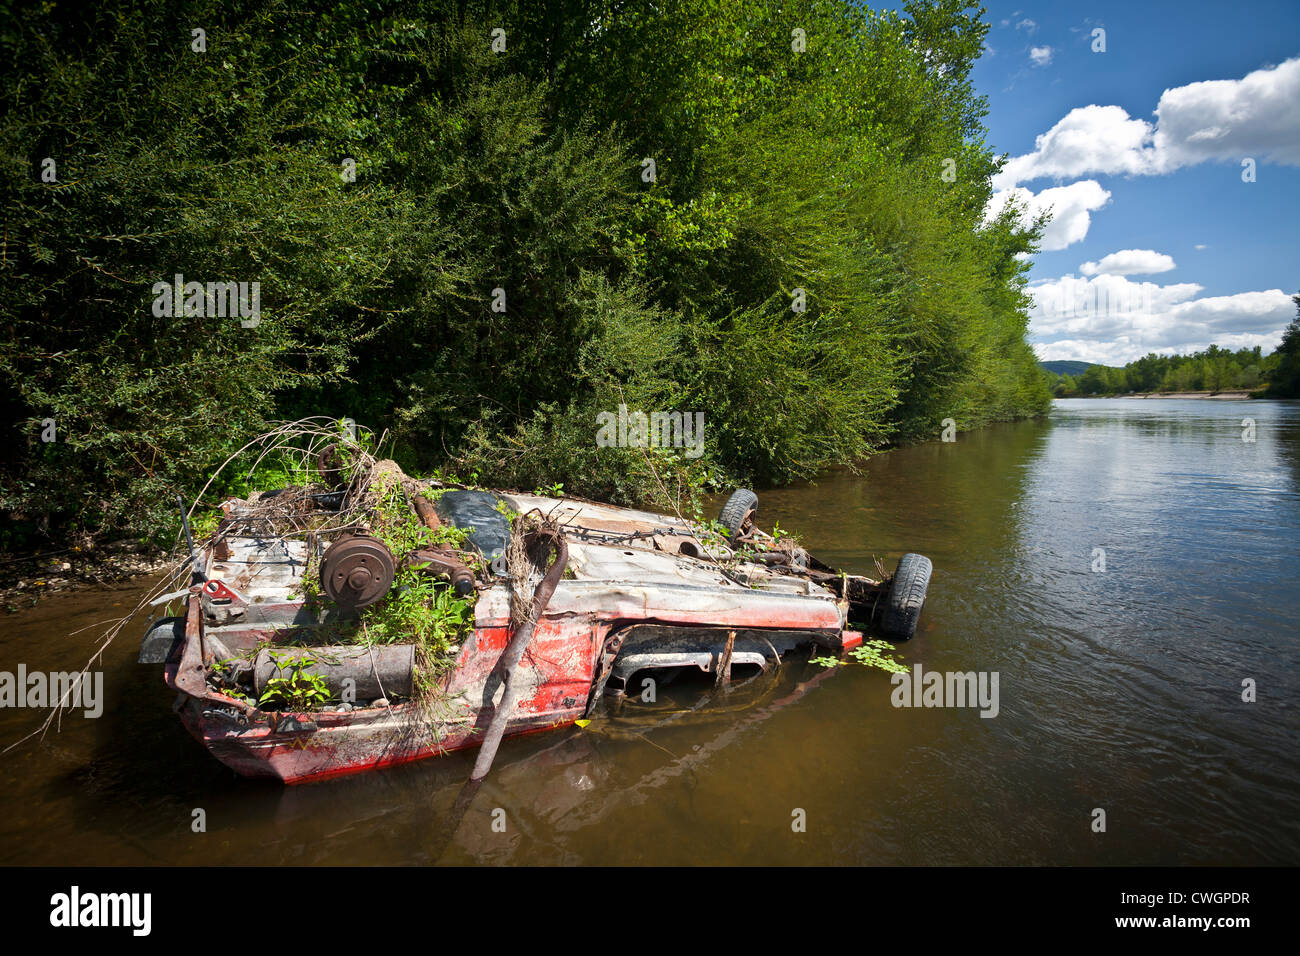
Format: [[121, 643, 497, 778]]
[[2, 398, 1298, 865]]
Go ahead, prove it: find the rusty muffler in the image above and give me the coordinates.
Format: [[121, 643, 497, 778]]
[[252, 644, 415, 701]]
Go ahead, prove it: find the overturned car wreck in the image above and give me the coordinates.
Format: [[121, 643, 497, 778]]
[[139, 457, 933, 784]]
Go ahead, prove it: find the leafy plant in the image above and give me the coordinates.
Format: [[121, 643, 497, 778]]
[[358, 472, 479, 675], [363, 573, 474, 654], [258, 652, 332, 711], [493, 498, 519, 525]]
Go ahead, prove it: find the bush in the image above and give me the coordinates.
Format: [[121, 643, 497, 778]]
[[1, 0, 1053, 545]]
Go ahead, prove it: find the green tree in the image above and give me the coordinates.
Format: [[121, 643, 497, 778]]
[[0, 0, 1055, 543], [1268, 293, 1300, 397]]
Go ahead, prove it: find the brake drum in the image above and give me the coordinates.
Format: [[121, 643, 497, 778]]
[[320, 534, 396, 609]]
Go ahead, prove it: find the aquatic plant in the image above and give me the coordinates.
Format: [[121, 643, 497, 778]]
[[812, 639, 909, 675]]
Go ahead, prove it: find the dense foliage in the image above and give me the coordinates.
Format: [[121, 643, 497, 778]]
[[1, 0, 1049, 547]]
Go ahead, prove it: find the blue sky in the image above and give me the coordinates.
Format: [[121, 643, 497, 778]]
[[965, 0, 1300, 364]]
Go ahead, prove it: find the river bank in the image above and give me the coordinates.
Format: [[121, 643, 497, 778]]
[[1071, 390, 1261, 400], [0, 542, 170, 613]]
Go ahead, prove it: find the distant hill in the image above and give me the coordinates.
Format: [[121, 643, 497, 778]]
[[1040, 360, 1105, 376]]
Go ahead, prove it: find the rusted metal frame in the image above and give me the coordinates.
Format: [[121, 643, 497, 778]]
[[169, 595, 257, 718], [583, 622, 635, 713], [727, 504, 758, 540], [722, 529, 827, 578], [586, 623, 844, 709], [167, 545, 264, 720], [829, 573, 889, 624], [562, 526, 673, 545], [406, 481, 480, 595], [796, 566, 885, 599], [406, 548, 476, 596]]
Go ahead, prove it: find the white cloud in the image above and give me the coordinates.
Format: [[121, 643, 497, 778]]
[[1153, 56, 1300, 168], [1029, 45, 1053, 67], [1028, 274, 1293, 363], [995, 56, 1300, 188], [1079, 249, 1176, 277], [1172, 289, 1293, 332], [1016, 18, 1037, 33], [1194, 243, 1208, 250], [986, 180, 1111, 250], [993, 105, 1156, 190]]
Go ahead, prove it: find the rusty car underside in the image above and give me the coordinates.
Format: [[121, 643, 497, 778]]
[[140, 478, 930, 783]]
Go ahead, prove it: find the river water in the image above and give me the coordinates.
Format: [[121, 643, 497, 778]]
[[2, 398, 1297, 865]]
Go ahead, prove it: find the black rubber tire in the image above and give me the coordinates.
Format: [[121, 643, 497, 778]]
[[718, 489, 758, 542], [881, 553, 932, 640], [137, 616, 185, 664]]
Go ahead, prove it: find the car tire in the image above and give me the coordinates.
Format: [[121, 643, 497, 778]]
[[881, 553, 932, 640], [718, 489, 758, 543]]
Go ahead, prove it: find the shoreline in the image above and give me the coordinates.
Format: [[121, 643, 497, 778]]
[[1065, 391, 1258, 401], [0, 543, 170, 612]]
